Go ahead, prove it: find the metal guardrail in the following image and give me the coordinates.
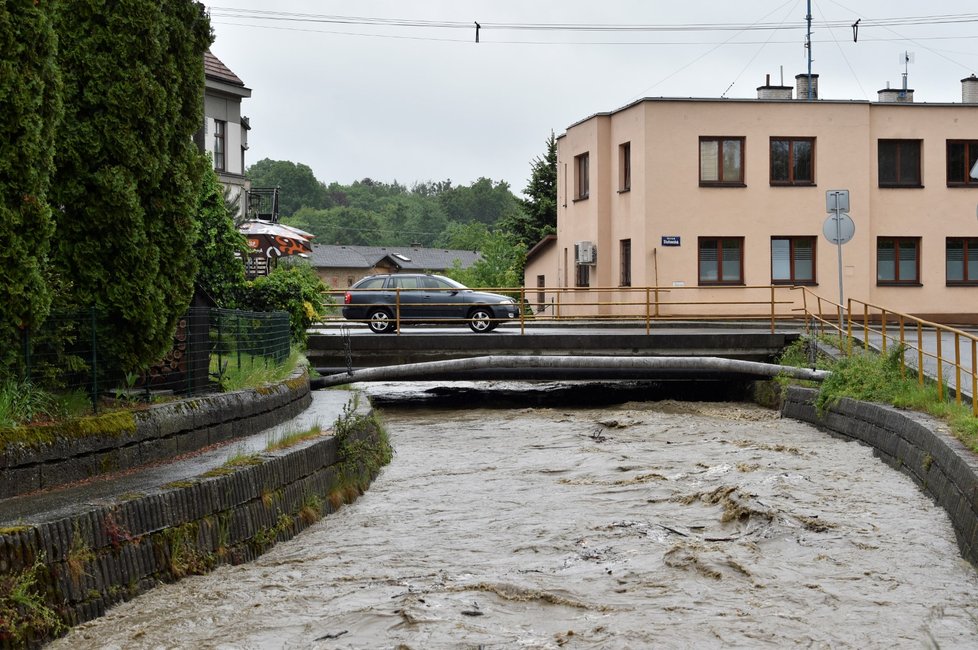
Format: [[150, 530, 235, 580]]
[[793, 287, 978, 417]]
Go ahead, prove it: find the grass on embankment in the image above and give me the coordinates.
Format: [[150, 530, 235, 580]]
[[779, 338, 978, 453]]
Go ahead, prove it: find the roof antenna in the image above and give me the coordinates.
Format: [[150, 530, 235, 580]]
[[805, 0, 814, 100], [900, 50, 914, 98], [474, 21, 480, 43]]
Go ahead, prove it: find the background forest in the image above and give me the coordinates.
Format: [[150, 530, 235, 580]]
[[246, 132, 557, 254]]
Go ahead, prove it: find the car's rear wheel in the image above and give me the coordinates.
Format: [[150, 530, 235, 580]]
[[367, 308, 395, 334], [468, 307, 496, 333]]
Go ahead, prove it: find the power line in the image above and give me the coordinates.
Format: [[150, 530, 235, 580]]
[[207, 7, 978, 34]]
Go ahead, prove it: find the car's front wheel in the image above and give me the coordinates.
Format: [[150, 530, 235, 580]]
[[468, 307, 496, 333], [367, 308, 396, 334]]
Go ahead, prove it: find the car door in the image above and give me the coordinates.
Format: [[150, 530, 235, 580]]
[[423, 276, 463, 321], [390, 275, 429, 321]]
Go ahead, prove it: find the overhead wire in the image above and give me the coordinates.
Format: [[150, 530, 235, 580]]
[[720, 0, 803, 98], [207, 7, 978, 34]]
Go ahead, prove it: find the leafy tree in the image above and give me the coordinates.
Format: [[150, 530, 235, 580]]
[[287, 206, 382, 245], [50, 0, 212, 374], [0, 0, 61, 373], [246, 158, 328, 217], [194, 168, 247, 306], [442, 225, 526, 290], [438, 177, 522, 227], [503, 131, 557, 249], [236, 263, 330, 344]]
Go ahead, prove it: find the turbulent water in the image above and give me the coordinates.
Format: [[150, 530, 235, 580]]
[[53, 387, 978, 649]]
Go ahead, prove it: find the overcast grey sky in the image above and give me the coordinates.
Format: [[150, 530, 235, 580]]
[[206, 1, 978, 196]]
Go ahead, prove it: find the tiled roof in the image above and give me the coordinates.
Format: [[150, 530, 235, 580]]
[[309, 244, 480, 271], [204, 50, 245, 86]]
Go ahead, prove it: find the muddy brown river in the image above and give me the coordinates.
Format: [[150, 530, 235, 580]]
[[53, 386, 978, 648]]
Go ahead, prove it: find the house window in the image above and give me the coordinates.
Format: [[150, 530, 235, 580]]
[[698, 237, 744, 285], [620, 239, 632, 287], [878, 139, 921, 187], [770, 137, 814, 185], [214, 119, 227, 171], [574, 153, 589, 200], [947, 238, 978, 284], [574, 243, 589, 287], [575, 264, 589, 287], [699, 137, 745, 186], [771, 237, 815, 284], [619, 142, 631, 192], [947, 141, 978, 187], [536, 274, 546, 311], [877, 237, 920, 284]]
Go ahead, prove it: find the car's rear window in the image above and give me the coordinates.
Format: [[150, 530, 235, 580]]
[[356, 277, 386, 289]]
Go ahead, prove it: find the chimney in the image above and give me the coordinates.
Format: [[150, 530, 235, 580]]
[[795, 73, 819, 100], [757, 74, 793, 100], [878, 81, 914, 103], [963, 75, 978, 103]]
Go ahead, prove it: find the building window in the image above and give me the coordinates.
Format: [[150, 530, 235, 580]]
[[877, 237, 920, 284], [947, 141, 978, 187], [699, 137, 745, 186], [698, 237, 744, 285], [574, 153, 589, 200], [619, 142, 631, 192], [771, 237, 816, 284], [575, 264, 589, 287], [213, 119, 227, 171], [620, 239, 632, 287], [536, 275, 546, 311], [947, 238, 978, 284], [770, 137, 814, 185], [878, 139, 921, 188], [574, 243, 589, 287]]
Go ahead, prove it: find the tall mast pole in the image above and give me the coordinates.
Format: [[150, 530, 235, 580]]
[[806, 0, 813, 100]]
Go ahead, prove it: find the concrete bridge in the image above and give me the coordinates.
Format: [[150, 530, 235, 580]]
[[307, 322, 806, 384]]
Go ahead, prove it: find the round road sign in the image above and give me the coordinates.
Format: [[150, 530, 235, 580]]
[[823, 212, 855, 245]]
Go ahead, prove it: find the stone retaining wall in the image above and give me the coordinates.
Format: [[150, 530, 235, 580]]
[[781, 385, 978, 566], [0, 394, 389, 647], [0, 374, 311, 499]]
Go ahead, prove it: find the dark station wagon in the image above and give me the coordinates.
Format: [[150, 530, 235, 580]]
[[342, 273, 519, 333]]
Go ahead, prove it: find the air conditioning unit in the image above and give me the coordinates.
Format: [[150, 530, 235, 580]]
[[575, 241, 596, 265]]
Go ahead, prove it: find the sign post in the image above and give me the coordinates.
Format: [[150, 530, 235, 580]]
[[824, 190, 854, 336]]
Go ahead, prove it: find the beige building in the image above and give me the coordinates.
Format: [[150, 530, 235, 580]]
[[526, 74, 978, 323]]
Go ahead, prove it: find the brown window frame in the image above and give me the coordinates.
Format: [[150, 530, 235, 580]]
[[770, 137, 815, 186], [574, 152, 589, 200], [947, 140, 978, 187], [619, 239, 632, 287], [876, 237, 921, 285], [698, 237, 745, 285], [699, 136, 745, 187], [619, 142, 631, 192], [946, 237, 978, 285], [771, 236, 817, 285], [878, 139, 922, 188]]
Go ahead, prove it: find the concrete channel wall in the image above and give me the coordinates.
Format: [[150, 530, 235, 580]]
[[782, 386, 978, 566], [0, 374, 312, 499], [0, 375, 390, 647]]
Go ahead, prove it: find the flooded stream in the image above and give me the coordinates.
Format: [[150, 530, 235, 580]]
[[54, 385, 978, 648]]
